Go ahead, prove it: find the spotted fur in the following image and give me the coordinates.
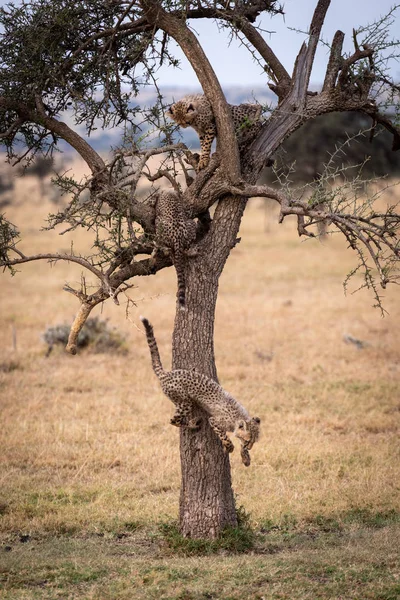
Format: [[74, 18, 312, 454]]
[[167, 94, 262, 170], [140, 316, 261, 465], [154, 190, 197, 308]]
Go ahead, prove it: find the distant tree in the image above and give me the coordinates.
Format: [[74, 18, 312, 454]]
[[1, 0, 399, 539], [0, 171, 13, 194], [22, 156, 54, 196], [0, 164, 14, 209], [264, 112, 400, 184]]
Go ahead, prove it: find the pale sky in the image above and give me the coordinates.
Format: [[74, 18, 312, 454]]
[[0, 0, 398, 88], [155, 0, 400, 87]]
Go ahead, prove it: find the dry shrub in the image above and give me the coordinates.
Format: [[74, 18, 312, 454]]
[[42, 317, 127, 355]]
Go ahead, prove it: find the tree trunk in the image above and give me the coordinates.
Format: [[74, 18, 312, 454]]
[[172, 195, 247, 538]]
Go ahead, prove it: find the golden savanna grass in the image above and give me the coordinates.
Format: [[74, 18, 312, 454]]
[[0, 160, 400, 598]]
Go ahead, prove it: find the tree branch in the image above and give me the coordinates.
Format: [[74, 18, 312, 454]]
[[337, 46, 374, 89], [246, 182, 400, 293], [0, 97, 107, 180], [322, 30, 345, 91], [144, 169, 180, 191], [295, 0, 331, 106], [232, 19, 291, 94], [65, 300, 98, 355], [0, 251, 104, 279], [362, 106, 400, 152], [0, 116, 25, 141]]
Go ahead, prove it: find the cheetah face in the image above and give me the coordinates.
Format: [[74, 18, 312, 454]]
[[167, 101, 198, 128], [234, 417, 261, 450]]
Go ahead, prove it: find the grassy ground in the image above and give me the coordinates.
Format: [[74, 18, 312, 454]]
[[0, 164, 400, 598], [1, 513, 400, 599]]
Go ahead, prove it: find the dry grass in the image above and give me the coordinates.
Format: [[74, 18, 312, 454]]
[[1, 162, 400, 598]]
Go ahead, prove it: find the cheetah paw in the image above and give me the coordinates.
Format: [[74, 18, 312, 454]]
[[223, 441, 235, 454], [188, 417, 202, 431], [197, 156, 210, 171], [240, 447, 251, 467]]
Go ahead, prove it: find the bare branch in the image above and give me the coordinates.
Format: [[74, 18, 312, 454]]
[[337, 46, 374, 88], [66, 301, 98, 355], [0, 251, 120, 304], [362, 106, 400, 151], [301, 0, 331, 96], [235, 19, 291, 92], [322, 30, 345, 91], [0, 251, 104, 279], [144, 169, 180, 191], [113, 142, 186, 193], [228, 182, 286, 203]]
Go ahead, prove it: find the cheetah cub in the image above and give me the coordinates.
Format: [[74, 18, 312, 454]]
[[153, 190, 197, 308], [140, 316, 261, 466], [167, 94, 262, 170]]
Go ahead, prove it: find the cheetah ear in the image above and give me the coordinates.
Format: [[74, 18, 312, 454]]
[[187, 103, 195, 113], [237, 420, 245, 430], [253, 417, 261, 424], [167, 105, 174, 115]]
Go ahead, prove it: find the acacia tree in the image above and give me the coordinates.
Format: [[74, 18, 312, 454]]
[[1, 0, 400, 538]]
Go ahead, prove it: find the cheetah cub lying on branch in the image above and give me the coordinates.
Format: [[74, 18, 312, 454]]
[[167, 94, 262, 171], [141, 316, 261, 466]]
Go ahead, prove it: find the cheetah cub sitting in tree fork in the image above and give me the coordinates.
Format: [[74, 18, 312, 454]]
[[167, 94, 262, 171], [140, 316, 261, 466], [153, 190, 197, 308]]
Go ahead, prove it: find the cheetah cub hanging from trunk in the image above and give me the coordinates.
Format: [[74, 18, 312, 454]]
[[140, 316, 261, 466], [153, 190, 197, 309], [167, 94, 262, 171]]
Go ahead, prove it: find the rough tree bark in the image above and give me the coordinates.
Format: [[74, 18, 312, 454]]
[[172, 197, 247, 537]]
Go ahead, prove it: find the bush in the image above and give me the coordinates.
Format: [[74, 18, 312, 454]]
[[42, 317, 127, 355]]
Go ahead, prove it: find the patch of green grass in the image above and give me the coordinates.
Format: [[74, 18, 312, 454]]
[[307, 514, 342, 532], [260, 512, 299, 533], [256, 509, 400, 555], [0, 522, 399, 599], [159, 507, 256, 556], [28, 488, 100, 506], [376, 584, 400, 600], [159, 521, 256, 556], [260, 508, 400, 536], [346, 382, 372, 394], [121, 520, 141, 533], [342, 507, 400, 528], [3, 562, 107, 590], [3, 487, 102, 525], [57, 563, 107, 585], [108, 519, 142, 539]]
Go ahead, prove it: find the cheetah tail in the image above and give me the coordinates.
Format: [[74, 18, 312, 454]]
[[174, 250, 186, 309], [140, 316, 164, 377]]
